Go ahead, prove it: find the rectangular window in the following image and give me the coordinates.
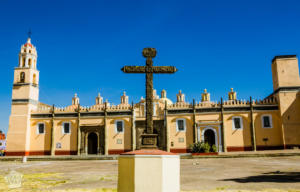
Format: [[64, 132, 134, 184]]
[[38, 123, 45, 134], [234, 118, 241, 129], [63, 123, 70, 134], [263, 116, 270, 127], [262, 115, 272, 128], [177, 120, 185, 131], [117, 121, 123, 132], [232, 117, 243, 130]]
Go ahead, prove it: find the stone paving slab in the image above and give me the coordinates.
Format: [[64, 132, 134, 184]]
[[1, 149, 300, 161], [0, 156, 299, 191]]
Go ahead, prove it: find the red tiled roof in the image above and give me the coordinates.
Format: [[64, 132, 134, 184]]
[[24, 43, 33, 48], [121, 149, 177, 155]]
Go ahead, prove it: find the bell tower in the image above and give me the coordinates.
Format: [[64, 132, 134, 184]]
[[6, 36, 40, 155]]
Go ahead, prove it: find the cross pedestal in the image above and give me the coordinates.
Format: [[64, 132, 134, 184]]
[[119, 48, 180, 192], [140, 133, 158, 149], [118, 149, 180, 192]]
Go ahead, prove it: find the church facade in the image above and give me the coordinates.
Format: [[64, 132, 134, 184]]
[[5, 38, 300, 156]]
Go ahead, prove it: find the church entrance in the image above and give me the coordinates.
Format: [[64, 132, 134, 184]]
[[204, 129, 215, 147], [88, 132, 98, 154]]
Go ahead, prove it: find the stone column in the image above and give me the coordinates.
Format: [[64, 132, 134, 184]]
[[250, 97, 257, 151], [165, 101, 170, 152], [50, 105, 55, 156], [221, 98, 227, 152], [104, 103, 109, 155], [193, 99, 197, 143], [85, 133, 88, 155], [98, 131, 101, 155], [77, 105, 81, 155], [81, 131, 85, 154], [131, 102, 136, 151]]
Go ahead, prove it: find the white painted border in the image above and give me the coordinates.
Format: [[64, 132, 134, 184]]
[[36, 122, 45, 134], [232, 116, 243, 130], [176, 118, 186, 132], [115, 120, 124, 133], [62, 122, 71, 134], [261, 114, 273, 128]]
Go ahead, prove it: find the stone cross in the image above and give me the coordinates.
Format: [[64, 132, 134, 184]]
[[122, 48, 177, 148]]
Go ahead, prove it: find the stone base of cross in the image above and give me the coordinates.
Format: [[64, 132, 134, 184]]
[[140, 133, 158, 149]]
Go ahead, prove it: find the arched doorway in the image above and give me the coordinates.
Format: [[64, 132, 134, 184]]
[[204, 129, 216, 147], [88, 132, 98, 154]]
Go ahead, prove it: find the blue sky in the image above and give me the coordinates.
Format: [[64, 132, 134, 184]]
[[0, 0, 300, 134]]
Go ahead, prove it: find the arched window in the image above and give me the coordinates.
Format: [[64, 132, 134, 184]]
[[33, 74, 36, 84], [22, 58, 25, 67], [20, 72, 25, 83], [28, 59, 32, 68]]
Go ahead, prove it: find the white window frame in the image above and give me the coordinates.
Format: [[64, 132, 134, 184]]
[[115, 120, 124, 133], [261, 114, 273, 128], [62, 122, 71, 134], [176, 118, 186, 132], [36, 123, 45, 134], [232, 116, 243, 130]]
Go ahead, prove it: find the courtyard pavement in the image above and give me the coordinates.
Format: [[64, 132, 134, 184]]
[[0, 155, 299, 191]]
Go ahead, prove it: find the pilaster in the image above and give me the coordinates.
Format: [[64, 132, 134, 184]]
[[250, 97, 257, 151], [104, 103, 108, 155], [131, 102, 136, 151], [50, 105, 55, 156], [165, 101, 170, 152], [77, 104, 81, 155]]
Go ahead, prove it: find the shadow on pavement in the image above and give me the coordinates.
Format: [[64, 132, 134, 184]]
[[221, 171, 300, 183]]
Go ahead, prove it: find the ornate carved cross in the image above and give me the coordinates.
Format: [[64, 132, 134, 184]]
[[122, 48, 177, 148]]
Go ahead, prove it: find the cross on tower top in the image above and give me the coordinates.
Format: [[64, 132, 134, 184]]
[[28, 29, 32, 39]]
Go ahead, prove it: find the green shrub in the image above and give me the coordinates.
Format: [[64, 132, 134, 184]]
[[211, 144, 217, 152], [203, 142, 211, 153], [189, 141, 211, 153]]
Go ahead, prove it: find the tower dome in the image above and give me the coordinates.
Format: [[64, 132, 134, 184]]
[[19, 37, 37, 69]]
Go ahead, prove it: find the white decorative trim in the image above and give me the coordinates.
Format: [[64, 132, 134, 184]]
[[115, 120, 124, 133], [36, 122, 45, 134], [232, 116, 243, 130], [176, 118, 186, 132], [261, 114, 273, 128], [201, 126, 218, 151], [62, 122, 71, 134]]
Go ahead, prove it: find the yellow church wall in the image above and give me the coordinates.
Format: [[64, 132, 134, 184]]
[[253, 111, 283, 147], [168, 115, 193, 152], [54, 119, 78, 153], [29, 119, 51, 151], [80, 117, 104, 126], [107, 117, 132, 153], [6, 115, 30, 154], [195, 113, 220, 122], [272, 57, 300, 90], [224, 113, 252, 149], [277, 92, 300, 146]]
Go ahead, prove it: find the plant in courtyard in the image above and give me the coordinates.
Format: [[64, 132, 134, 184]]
[[190, 141, 211, 153], [211, 144, 217, 152], [202, 142, 211, 153]]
